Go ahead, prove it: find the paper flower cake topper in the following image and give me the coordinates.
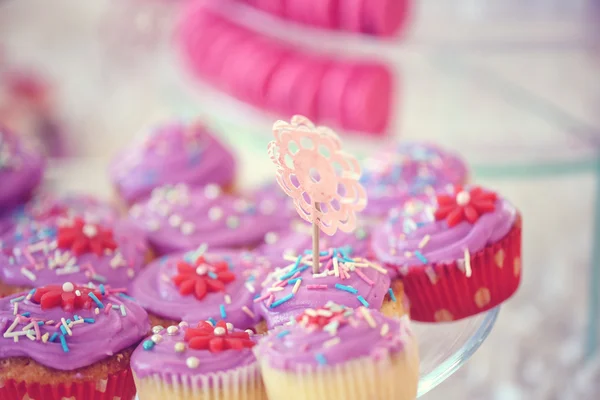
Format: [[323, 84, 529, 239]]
[[268, 115, 367, 273]]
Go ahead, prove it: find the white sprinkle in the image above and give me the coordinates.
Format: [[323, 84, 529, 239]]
[[380, 323, 390, 336], [3, 319, 20, 337], [226, 322, 234, 332], [56, 266, 80, 275], [333, 257, 340, 277], [464, 249, 472, 278], [245, 282, 256, 293], [224, 294, 232, 304], [20, 268, 36, 282], [61, 318, 73, 336], [13, 303, 18, 315], [292, 279, 302, 294], [95, 308, 100, 315], [242, 306, 255, 318], [120, 304, 127, 316]]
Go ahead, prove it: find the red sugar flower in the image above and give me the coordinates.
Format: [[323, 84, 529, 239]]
[[296, 307, 348, 329], [57, 217, 117, 256], [31, 282, 103, 312], [184, 320, 254, 352], [434, 186, 497, 227], [172, 256, 235, 300]]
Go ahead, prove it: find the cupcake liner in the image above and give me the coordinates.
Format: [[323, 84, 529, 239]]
[[259, 337, 419, 400], [134, 361, 266, 400], [399, 216, 522, 322], [0, 367, 136, 400]]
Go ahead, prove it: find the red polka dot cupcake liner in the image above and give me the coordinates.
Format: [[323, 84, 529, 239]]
[[398, 216, 522, 323], [0, 367, 136, 400]]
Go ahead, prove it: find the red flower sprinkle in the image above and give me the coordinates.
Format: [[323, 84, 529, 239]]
[[296, 307, 348, 329], [172, 256, 235, 300], [57, 217, 117, 256], [434, 186, 497, 227], [184, 320, 254, 352], [31, 282, 103, 312]]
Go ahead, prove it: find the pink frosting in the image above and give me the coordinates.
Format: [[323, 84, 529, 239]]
[[128, 184, 291, 255], [371, 187, 517, 279], [109, 121, 236, 204], [130, 248, 271, 329]]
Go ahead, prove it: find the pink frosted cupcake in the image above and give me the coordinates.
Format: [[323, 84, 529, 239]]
[[0, 126, 45, 211], [255, 303, 419, 400], [131, 320, 266, 400], [371, 185, 522, 322], [360, 141, 468, 218], [109, 120, 236, 205], [0, 216, 151, 297], [128, 183, 290, 255], [130, 247, 270, 329]]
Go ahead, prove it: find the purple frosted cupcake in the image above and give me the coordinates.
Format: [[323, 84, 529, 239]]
[[253, 248, 406, 332], [109, 120, 236, 205], [0, 217, 151, 297], [360, 141, 468, 218], [0, 282, 149, 400], [132, 320, 266, 400], [0, 126, 44, 211], [128, 183, 290, 255], [255, 303, 419, 400], [130, 247, 270, 329]]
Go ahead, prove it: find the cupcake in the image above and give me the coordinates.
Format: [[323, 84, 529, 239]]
[[0, 125, 45, 211], [128, 183, 290, 255], [255, 303, 419, 400], [0, 282, 149, 400], [109, 120, 236, 205], [360, 141, 468, 218], [258, 219, 371, 261], [132, 320, 266, 400], [253, 247, 406, 332], [0, 216, 150, 297], [0, 192, 119, 243], [130, 247, 269, 329], [371, 185, 522, 322]]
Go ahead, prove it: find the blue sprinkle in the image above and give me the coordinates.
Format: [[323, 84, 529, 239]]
[[208, 271, 218, 280], [37, 321, 44, 326], [60, 325, 67, 335], [21, 312, 30, 317], [66, 319, 72, 325], [335, 284, 358, 294], [208, 317, 217, 326], [277, 330, 291, 338], [339, 247, 353, 258], [83, 318, 95, 324], [319, 251, 329, 256], [357, 295, 369, 307], [253, 294, 261, 300], [49, 332, 58, 343], [270, 294, 294, 308], [297, 265, 310, 273], [118, 293, 136, 302], [59, 335, 69, 352], [99, 284, 106, 295], [288, 278, 301, 285], [388, 288, 397, 302], [315, 353, 327, 365], [73, 315, 80, 321], [220, 304, 227, 319], [88, 292, 104, 309], [279, 269, 299, 281], [10, 296, 25, 303], [27, 288, 35, 297], [246, 275, 256, 282], [414, 251, 428, 264], [142, 340, 155, 350]]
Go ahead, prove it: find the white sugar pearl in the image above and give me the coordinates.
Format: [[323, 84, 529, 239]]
[[152, 325, 164, 334], [62, 282, 75, 292], [186, 356, 200, 369], [208, 207, 223, 221], [204, 184, 221, 199], [169, 214, 183, 227], [213, 327, 226, 336], [456, 191, 471, 206], [245, 329, 254, 336], [82, 224, 98, 238], [264, 232, 278, 245], [151, 334, 163, 344], [146, 220, 160, 232], [196, 265, 208, 275], [167, 326, 179, 335], [226, 216, 240, 229], [179, 321, 189, 328], [174, 342, 186, 353], [181, 222, 195, 235]]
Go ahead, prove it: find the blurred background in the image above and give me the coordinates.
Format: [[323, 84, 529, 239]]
[[1, 0, 600, 398]]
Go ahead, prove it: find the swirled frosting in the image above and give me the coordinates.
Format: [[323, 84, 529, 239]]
[[0, 285, 149, 370], [0, 217, 149, 289], [360, 141, 467, 218], [256, 303, 413, 370], [109, 121, 236, 204], [131, 320, 258, 379], [0, 126, 45, 210], [128, 184, 291, 255], [254, 248, 391, 329], [371, 186, 517, 278], [130, 248, 270, 328]]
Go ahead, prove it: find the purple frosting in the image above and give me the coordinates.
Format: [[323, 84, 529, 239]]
[[131, 248, 270, 328], [0, 193, 119, 245], [128, 184, 291, 255], [257, 219, 371, 262], [0, 218, 150, 289], [131, 323, 257, 379], [256, 304, 413, 370], [109, 121, 236, 204], [254, 248, 391, 329], [0, 287, 149, 370], [360, 141, 468, 218], [371, 187, 517, 278], [0, 126, 45, 210]]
